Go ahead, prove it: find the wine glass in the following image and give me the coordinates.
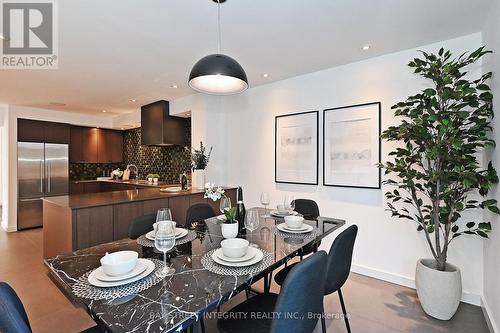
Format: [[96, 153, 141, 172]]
[[260, 192, 270, 218], [156, 208, 173, 223], [219, 196, 231, 215], [245, 209, 260, 248], [154, 221, 176, 276], [284, 195, 295, 213]]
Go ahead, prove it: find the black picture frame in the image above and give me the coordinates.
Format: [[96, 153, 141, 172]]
[[323, 102, 382, 189], [275, 110, 319, 185]]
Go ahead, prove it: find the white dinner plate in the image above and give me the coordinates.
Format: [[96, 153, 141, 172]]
[[94, 258, 149, 282], [270, 210, 298, 217], [282, 224, 309, 231], [276, 223, 313, 234], [145, 228, 188, 241], [88, 259, 155, 287], [214, 247, 256, 263], [211, 248, 264, 267]]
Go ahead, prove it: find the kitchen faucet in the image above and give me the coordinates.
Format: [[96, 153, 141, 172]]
[[126, 164, 138, 179]]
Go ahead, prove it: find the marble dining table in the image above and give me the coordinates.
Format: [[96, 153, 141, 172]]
[[44, 207, 345, 333]]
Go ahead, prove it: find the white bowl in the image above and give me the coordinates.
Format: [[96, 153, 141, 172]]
[[277, 204, 289, 214], [153, 221, 176, 233], [220, 238, 249, 258], [284, 215, 304, 229], [100, 251, 138, 277]]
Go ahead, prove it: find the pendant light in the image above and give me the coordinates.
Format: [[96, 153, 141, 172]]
[[188, 0, 248, 95]]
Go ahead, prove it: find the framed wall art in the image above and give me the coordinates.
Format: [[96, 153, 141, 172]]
[[323, 102, 381, 189], [275, 111, 319, 185]]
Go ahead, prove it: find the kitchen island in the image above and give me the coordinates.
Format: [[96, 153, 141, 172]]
[[42, 186, 237, 258]]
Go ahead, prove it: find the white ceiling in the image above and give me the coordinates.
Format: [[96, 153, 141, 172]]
[[0, 0, 492, 117]]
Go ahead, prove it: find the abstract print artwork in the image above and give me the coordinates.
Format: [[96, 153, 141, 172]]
[[323, 102, 381, 188], [275, 111, 319, 185]]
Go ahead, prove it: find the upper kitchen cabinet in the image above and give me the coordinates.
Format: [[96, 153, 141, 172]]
[[70, 126, 123, 163], [18, 119, 70, 144]]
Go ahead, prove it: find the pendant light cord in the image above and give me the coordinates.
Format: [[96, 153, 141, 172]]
[[217, 0, 221, 53]]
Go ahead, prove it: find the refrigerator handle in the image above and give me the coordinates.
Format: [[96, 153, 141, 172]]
[[39, 160, 44, 193], [47, 161, 51, 193]]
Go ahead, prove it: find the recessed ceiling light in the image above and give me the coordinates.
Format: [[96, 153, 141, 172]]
[[362, 45, 370, 51], [130, 99, 136, 102], [171, 85, 178, 89], [102, 109, 107, 113], [120, 127, 125, 130], [187, 113, 191, 116], [262, 73, 269, 78]]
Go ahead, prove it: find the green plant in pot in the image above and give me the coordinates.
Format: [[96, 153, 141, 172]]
[[380, 47, 498, 320]]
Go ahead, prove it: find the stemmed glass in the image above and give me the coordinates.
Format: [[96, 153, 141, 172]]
[[156, 208, 173, 223], [260, 192, 270, 218], [245, 210, 260, 248], [284, 195, 295, 214], [219, 196, 231, 215], [155, 221, 176, 276]]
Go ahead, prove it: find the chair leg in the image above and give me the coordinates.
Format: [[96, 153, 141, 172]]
[[200, 318, 206, 333], [338, 288, 351, 333], [321, 315, 326, 333]]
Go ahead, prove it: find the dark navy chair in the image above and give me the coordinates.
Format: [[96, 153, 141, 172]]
[[0, 282, 31, 333], [128, 213, 156, 239], [273, 199, 322, 285], [217, 251, 328, 333], [186, 203, 215, 228], [321, 225, 358, 333]]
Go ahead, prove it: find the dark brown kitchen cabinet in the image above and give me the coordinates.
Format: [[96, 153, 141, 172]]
[[70, 126, 123, 163], [75, 206, 114, 249], [18, 118, 70, 143], [113, 202, 144, 240]]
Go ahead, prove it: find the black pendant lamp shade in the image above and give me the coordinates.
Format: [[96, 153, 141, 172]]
[[189, 54, 248, 95], [188, 0, 248, 95]]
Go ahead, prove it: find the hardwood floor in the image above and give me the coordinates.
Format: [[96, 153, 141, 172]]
[[0, 228, 489, 333]]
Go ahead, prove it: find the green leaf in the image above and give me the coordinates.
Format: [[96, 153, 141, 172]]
[[488, 206, 500, 214]]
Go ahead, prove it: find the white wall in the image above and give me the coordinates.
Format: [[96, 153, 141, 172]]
[[482, 0, 500, 331], [1, 105, 115, 232], [175, 33, 486, 304]]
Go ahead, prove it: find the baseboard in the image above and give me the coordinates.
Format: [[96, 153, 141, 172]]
[[482, 296, 498, 333], [351, 263, 482, 306], [1, 224, 17, 232]]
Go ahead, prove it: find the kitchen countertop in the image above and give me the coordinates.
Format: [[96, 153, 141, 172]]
[[43, 186, 236, 210]]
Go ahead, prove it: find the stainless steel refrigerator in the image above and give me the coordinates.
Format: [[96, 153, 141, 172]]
[[18, 142, 69, 229]]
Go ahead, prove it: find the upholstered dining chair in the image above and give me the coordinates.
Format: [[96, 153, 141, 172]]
[[186, 203, 215, 228], [217, 251, 328, 333], [0, 282, 102, 333], [128, 213, 156, 239], [0, 282, 32, 333]]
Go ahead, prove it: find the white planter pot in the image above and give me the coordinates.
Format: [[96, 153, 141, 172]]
[[221, 222, 239, 239], [192, 169, 205, 190], [415, 258, 462, 320]]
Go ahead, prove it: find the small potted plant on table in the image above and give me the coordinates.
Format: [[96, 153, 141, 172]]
[[205, 183, 238, 239]]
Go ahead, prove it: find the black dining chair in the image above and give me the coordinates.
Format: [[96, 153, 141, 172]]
[[217, 251, 328, 333], [273, 199, 322, 285], [320, 225, 358, 333], [0, 282, 102, 333], [128, 213, 156, 239], [186, 203, 215, 228]]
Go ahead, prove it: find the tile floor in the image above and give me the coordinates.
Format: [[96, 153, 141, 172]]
[[0, 228, 490, 333]]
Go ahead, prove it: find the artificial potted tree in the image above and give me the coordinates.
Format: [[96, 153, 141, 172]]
[[380, 47, 498, 320], [190, 141, 213, 189]]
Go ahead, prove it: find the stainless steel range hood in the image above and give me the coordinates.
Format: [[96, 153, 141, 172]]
[[141, 100, 188, 146]]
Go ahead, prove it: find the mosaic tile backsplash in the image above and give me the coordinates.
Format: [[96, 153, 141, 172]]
[[123, 124, 191, 184], [69, 163, 126, 181], [70, 120, 191, 183]]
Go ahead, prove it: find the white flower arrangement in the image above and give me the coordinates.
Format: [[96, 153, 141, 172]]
[[204, 182, 225, 201]]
